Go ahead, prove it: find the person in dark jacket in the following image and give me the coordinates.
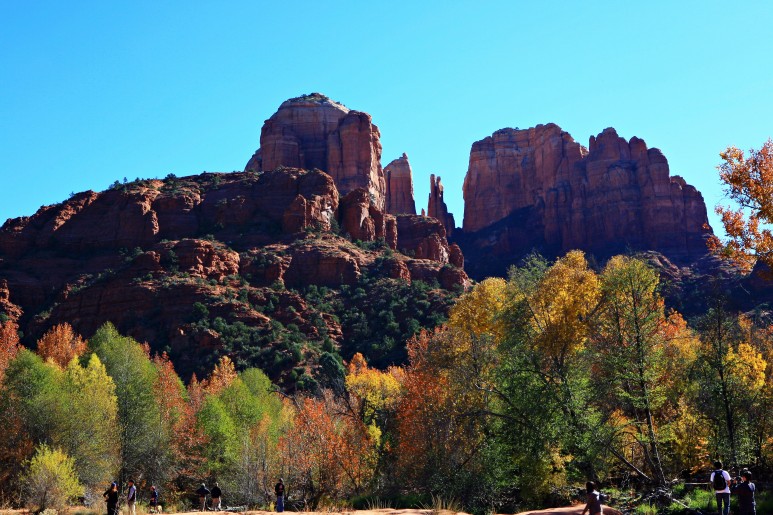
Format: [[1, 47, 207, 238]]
[[731, 470, 757, 515], [581, 481, 603, 515], [103, 482, 119, 515], [274, 478, 285, 512], [149, 485, 159, 513], [211, 482, 222, 510], [196, 483, 210, 511]]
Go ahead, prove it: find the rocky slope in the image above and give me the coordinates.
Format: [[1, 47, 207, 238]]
[[0, 168, 468, 384], [458, 124, 712, 277]]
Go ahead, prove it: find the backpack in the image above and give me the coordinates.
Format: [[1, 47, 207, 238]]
[[712, 470, 727, 490]]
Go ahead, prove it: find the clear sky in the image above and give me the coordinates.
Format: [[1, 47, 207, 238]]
[[2, 1, 772, 236]]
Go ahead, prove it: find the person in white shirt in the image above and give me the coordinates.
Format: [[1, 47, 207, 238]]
[[710, 460, 732, 515], [126, 479, 137, 515]]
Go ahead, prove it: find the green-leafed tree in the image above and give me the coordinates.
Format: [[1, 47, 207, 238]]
[[23, 444, 84, 511], [55, 355, 120, 495], [592, 256, 671, 486], [89, 322, 170, 486]]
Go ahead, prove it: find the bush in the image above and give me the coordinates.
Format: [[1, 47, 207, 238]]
[[23, 444, 84, 511]]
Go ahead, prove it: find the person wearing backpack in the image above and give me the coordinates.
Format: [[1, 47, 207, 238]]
[[710, 460, 732, 515]]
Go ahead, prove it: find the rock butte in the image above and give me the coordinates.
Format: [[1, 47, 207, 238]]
[[459, 123, 712, 277], [245, 93, 387, 211]]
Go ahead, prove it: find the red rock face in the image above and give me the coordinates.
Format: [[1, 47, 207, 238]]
[[396, 215, 452, 264], [427, 174, 455, 236], [246, 93, 386, 210], [461, 124, 712, 265], [384, 153, 417, 215], [0, 166, 467, 380]]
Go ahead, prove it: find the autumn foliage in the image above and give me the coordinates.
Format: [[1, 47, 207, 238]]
[[36, 323, 87, 368], [1, 247, 773, 511], [709, 138, 773, 272]]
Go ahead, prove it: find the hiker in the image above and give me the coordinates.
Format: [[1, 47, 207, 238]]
[[274, 478, 285, 512], [127, 478, 137, 515], [731, 470, 757, 515], [580, 481, 603, 515], [211, 482, 222, 510], [149, 485, 159, 513], [103, 482, 119, 515], [196, 483, 211, 511], [710, 460, 732, 515]]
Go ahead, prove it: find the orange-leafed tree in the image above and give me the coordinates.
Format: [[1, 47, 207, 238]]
[[394, 328, 487, 490], [36, 323, 87, 368], [0, 319, 21, 382], [205, 355, 238, 396], [708, 139, 773, 272], [281, 392, 377, 507]]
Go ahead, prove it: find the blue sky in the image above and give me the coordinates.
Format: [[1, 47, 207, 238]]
[[2, 1, 772, 237]]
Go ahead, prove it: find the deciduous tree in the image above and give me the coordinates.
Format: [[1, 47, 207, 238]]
[[36, 323, 87, 369], [709, 139, 773, 272]]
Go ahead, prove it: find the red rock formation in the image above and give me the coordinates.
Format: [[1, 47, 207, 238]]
[[284, 242, 362, 288], [246, 93, 386, 210], [0, 279, 23, 321], [384, 153, 417, 215], [461, 124, 711, 264], [396, 215, 451, 263], [339, 189, 377, 242], [427, 174, 455, 236]]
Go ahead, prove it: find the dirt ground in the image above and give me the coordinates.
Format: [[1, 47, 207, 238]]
[[1, 506, 623, 515]]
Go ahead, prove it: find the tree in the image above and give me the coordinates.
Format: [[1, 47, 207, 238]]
[[23, 444, 84, 511], [55, 354, 120, 493], [36, 323, 87, 369], [592, 256, 672, 485], [709, 138, 773, 272], [695, 309, 768, 466], [494, 252, 603, 499], [89, 322, 168, 486], [0, 319, 21, 383]]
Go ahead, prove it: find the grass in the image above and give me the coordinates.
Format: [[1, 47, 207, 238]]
[[421, 495, 462, 515], [634, 504, 658, 515]]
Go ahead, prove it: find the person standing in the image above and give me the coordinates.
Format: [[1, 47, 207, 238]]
[[126, 479, 137, 515], [103, 482, 119, 515], [580, 481, 603, 515], [274, 478, 285, 513], [731, 470, 757, 515], [149, 485, 159, 514], [196, 483, 211, 511], [211, 482, 222, 511], [710, 460, 732, 515]]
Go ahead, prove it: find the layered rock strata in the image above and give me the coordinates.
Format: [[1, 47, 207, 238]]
[[461, 124, 711, 269], [245, 93, 386, 210], [384, 153, 417, 215], [0, 167, 468, 379]]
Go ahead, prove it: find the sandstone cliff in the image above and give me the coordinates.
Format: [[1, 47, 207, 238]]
[[459, 124, 712, 277], [245, 93, 387, 210], [427, 174, 455, 236], [0, 167, 467, 382], [384, 153, 417, 215]]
